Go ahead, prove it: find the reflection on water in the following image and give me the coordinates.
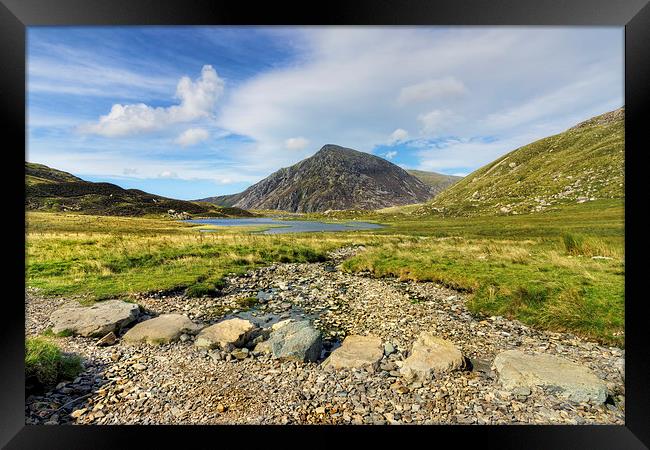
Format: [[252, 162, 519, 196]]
[[185, 217, 383, 234]]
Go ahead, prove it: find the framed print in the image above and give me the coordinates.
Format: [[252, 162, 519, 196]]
[[1, 0, 648, 447]]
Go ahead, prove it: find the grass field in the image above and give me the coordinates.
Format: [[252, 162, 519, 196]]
[[26, 199, 624, 346]]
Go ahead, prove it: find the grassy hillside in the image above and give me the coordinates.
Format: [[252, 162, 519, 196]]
[[26, 162, 254, 218], [416, 108, 624, 217], [407, 170, 461, 196]]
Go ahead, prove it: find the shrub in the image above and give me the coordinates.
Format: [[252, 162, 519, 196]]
[[25, 337, 82, 391]]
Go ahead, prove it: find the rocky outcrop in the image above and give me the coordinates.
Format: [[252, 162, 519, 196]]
[[123, 314, 201, 345], [399, 333, 465, 381], [194, 318, 258, 350], [493, 350, 608, 403], [322, 335, 384, 371], [267, 320, 322, 362], [204, 145, 434, 212], [50, 300, 140, 337]]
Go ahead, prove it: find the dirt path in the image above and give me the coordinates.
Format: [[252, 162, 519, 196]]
[[25, 247, 624, 425]]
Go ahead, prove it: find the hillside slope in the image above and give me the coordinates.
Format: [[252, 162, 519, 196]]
[[416, 107, 624, 216], [201, 144, 434, 212], [407, 170, 462, 196], [25, 163, 253, 218]]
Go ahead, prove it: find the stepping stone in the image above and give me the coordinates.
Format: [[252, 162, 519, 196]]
[[195, 318, 258, 350], [122, 314, 201, 345], [268, 320, 322, 362], [322, 335, 384, 370], [493, 350, 608, 403], [50, 300, 140, 337], [399, 332, 464, 381]]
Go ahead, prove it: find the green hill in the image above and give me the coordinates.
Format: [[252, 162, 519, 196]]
[[25, 162, 254, 218], [415, 107, 624, 217], [406, 170, 462, 196]]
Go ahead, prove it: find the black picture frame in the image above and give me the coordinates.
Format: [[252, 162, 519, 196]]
[[2, 0, 648, 448]]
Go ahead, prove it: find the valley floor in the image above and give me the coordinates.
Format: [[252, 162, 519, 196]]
[[25, 248, 624, 425]]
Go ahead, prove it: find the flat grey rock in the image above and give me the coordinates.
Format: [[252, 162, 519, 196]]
[[123, 314, 201, 345], [493, 350, 608, 403], [195, 318, 258, 350], [399, 332, 464, 381], [322, 335, 383, 370], [50, 300, 140, 337]]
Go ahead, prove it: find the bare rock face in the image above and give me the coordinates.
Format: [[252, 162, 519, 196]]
[[50, 300, 140, 337], [322, 335, 384, 370], [194, 318, 258, 350], [399, 332, 464, 381], [122, 314, 202, 345], [493, 350, 608, 403], [207, 145, 434, 212]]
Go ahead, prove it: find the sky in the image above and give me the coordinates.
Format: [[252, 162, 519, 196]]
[[27, 26, 623, 200]]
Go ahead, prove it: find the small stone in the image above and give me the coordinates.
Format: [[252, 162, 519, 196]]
[[96, 332, 117, 347], [70, 408, 86, 419], [232, 348, 250, 360]]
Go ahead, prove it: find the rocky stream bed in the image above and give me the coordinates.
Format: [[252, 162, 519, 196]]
[[25, 247, 625, 425]]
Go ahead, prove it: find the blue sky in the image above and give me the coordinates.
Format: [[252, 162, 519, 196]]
[[27, 26, 623, 200]]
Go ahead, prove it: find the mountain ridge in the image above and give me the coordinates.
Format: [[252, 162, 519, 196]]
[[26, 162, 253, 218], [199, 145, 456, 212]]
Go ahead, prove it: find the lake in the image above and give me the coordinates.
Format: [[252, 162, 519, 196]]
[[185, 217, 384, 234]]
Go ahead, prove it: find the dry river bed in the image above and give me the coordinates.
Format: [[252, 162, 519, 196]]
[[25, 247, 625, 425]]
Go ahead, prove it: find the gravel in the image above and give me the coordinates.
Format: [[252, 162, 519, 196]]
[[25, 246, 625, 425]]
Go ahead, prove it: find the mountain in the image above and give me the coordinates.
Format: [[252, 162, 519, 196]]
[[415, 107, 624, 216], [406, 170, 462, 196], [26, 162, 253, 218], [200, 144, 435, 212]]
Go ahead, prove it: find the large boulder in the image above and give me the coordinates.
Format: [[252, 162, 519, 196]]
[[268, 320, 322, 362], [195, 318, 258, 350], [400, 333, 464, 381], [50, 300, 140, 337], [322, 335, 383, 370], [493, 350, 608, 403], [122, 314, 201, 345]]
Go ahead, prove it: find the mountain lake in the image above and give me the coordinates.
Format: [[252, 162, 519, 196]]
[[185, 217, 384, 234]]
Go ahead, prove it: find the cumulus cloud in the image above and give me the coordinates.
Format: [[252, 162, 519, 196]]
[[176, 128, 210, 147], [397, 77, 467, 105], [80, 65, 224, 137], [389, 128, 409, 144], [383, 150, 398, 160], [285, 137, 310, 150], [217, 27, 622, 167]]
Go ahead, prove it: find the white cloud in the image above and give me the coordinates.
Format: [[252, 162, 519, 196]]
[[418, 109, 461, 135], [216, 27, 622, 167], [397, 77, 467, 105], [158, 170, 177, 178], [176, 128, 210, 147], [285, 137, 310, 150], [122, 168, 138, 175], [383, 150, 398, 160], [80, 65, 224, 137], [389, 128, 409, 144]]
